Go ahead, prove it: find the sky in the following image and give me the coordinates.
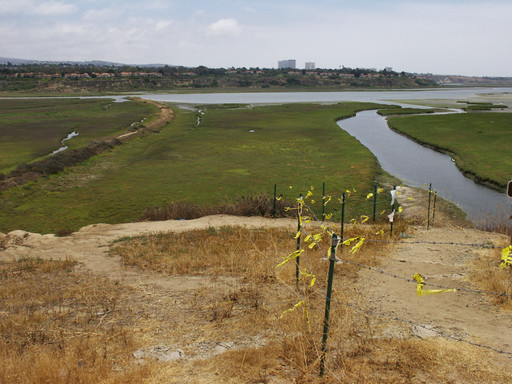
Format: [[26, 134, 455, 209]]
[[1, 0, 511, 76]]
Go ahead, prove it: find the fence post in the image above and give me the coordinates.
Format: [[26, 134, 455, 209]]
[[390, 186, 396, 237], [273, 184, 277, 219], [296, 194, 303, 287], [372, 184, 377, 222], [427, 183, 432, 229], [320, 232, 340, 376], [340, 192, 346, 249], [322, 181, 326, 222], [432, 191, 437, 227]]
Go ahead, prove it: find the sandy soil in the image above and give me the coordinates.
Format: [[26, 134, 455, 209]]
[[1, 211, 511, 369]]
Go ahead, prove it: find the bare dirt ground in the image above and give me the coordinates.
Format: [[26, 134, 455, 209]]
[[1, 191, 511, 380]]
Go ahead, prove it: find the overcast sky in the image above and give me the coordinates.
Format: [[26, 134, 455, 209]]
[[1, 0, 510, 76]]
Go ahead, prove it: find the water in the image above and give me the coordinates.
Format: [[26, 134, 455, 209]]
[[139, 87, 512, 105], [338, 110, 510, 225], [52, 131, 79, 154]]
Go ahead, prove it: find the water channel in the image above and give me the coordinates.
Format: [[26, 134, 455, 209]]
[[139, 87, 512, 225], [337, 110, 510, 225]]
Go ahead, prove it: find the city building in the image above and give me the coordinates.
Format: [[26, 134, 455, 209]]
[[305, 62, 315, 70], [278, 59, 296, 69]]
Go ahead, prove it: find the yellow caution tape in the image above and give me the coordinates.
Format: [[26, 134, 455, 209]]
[[398, 206, 403, 213], [360, 215, 369, 223], [351, 237, 365, 253], [276, 195, 282, 201], [300, 269, 316, 287], [279, 300, 309, 323], [325, 213, 333, 220], [375, 229, 384, 236], [500, 245, 512, 270], [277, 249, 304, 268], [413, 273, 456, 296], [306, 190, 313, 198], [366, 193, 374, 200], [377, 188, 384, 194], [323, 195, 332, 205]]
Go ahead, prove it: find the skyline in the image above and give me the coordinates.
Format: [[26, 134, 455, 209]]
[[0, 0, 510, 77]]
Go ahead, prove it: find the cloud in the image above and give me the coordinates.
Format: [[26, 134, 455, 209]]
[[206, 18, 241, 37], [34, 1, 77, 16]]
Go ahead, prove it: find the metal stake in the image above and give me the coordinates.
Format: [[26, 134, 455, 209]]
[[320, 233, 339, 376]]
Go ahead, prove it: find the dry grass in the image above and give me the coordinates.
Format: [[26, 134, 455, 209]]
[[0, 257, 152, 383], [110, 224, 510, 383], [140, 195, 294, 221], [469, 245, 512, 310], [3, 221, 511, 383]]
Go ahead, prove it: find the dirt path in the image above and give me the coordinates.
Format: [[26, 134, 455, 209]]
[[0, 215, 296, 288], [360, 225, 512, 366], [1, 213, 511, 367]]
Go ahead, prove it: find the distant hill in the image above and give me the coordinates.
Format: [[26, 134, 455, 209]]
[[0, 57, 170, 68]]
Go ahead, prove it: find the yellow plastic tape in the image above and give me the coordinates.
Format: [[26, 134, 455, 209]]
[[377, 188, 384, 194], [300, 269, 317, 287], [277, 249, 304, 268], [351, 237, 365, 253], [366, 193, 374, 200], [279, 300, 309, 324], [500, 245, 512, 270], [413, 273, 456, 296], [375, 229, 384, 236], [360, 215, 369, 223]]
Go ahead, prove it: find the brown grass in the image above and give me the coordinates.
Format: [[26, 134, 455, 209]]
[[0, 257, 152, 383], [3, 222, 511, 383], [140, 195, 294, 221], [469, 245, 512, 310]]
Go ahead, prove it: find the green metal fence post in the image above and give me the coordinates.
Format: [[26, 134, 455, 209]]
[[427, 183, 432, 230], [372, 184, 377, 222], [340, 192, 346, 249], [432, 191, 437, 228], [322, 181, 326, 222], [273, 184, 277, 219], [319, 233, 339, 376], [296, 194, 303, 287]]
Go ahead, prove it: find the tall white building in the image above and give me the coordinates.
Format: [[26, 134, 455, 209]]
[[278, 59, 296, 69], [305, 62, 315, 70]]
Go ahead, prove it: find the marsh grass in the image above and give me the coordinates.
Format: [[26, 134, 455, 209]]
[[141, 194, 294, 221], [387, 112, 512, 189], [0, 102, 390, 234]]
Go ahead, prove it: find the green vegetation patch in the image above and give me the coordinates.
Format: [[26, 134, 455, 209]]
[[377, 107, 443, 116], [0, 102, 391, 234], [0, 98, 158, 174], [387, 112, 512, 189]]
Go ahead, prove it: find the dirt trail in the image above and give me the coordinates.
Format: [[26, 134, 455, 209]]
[[1, 214, 511, 366], [0, 215, 296, 289], [360, 225, 512, 365]]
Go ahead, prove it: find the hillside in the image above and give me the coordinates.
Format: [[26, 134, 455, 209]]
[[1, 187, 511, 383]]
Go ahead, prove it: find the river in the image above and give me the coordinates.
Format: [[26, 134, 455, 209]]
[[337, 110, 510, 225], [139, 87, 512, 225]]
